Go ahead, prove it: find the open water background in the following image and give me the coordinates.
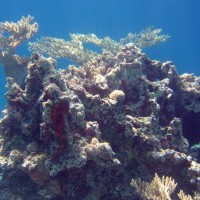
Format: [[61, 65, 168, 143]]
[[0, 0, 200, 113]]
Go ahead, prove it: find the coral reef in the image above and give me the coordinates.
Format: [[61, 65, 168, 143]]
[[0, 17, 200, 200]]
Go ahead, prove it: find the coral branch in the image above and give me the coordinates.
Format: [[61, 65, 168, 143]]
[[29, 36, 99, 65], [0, 15, 38, 51], [131, 174, 177, 200], [29, 27, 169, 65], [0, 16, 38, 85], [120, 26, 170, 48]]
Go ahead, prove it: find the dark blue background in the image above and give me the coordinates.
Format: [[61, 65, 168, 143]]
[[0, 0, 200, 113]]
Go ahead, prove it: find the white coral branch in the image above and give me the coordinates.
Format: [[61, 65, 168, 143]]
[[29, 27, 169, 65]]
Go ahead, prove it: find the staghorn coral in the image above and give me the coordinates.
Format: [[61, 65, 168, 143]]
[[178, 190, 200, 200], [0, 15, 38, 50], [29, 36, 99, 65], [29, 27, 169, 66], [131, 174, 200, 200], [0, 16, 38, 84], [120, 26, 170, 48], [131, 173, 177, 200]]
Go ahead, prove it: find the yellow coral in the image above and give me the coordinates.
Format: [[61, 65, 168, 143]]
[[131, 174, 200, 200], [0, 15, 38, 50], [29, 28, 169, 66], [0, 16, 38, 84], [178, 190, 200, 200], [131, 173, 177, 200]]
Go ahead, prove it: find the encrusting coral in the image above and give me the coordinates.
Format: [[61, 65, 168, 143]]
[[0, 16, 200, 199]]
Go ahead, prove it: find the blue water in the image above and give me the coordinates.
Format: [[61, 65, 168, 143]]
[[0, 0, 200, 113]]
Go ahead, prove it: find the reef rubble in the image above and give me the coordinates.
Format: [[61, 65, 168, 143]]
[[0, 17, 200, 200]]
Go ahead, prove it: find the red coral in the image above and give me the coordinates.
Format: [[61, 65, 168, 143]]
[[51, 99, 69, 160], [11, 97, 31, 110]]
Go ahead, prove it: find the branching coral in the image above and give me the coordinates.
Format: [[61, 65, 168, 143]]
[[0, 15, 38, 84], [28, 36, 99, 65], [0, 15, 38, 51], [132, 174, 200, 200], [120, 26, 170, 48], [131, 173, 177, 200], [28, 27, 169, 66], [178, 190, 200, 200]]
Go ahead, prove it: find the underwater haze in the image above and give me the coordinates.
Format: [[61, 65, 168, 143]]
[[0, 0, 200, 112]]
